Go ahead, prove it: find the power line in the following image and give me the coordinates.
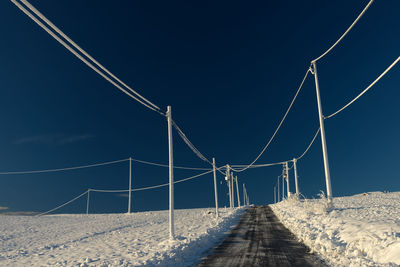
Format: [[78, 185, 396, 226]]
[[230, 161, 285, 169], [230, 68, 311, 173], [0, 158, 129, 175], [325, 56, 400, 119], [11, 0, 163, 115], [90, 169, 216, 193], [171, 119, 213, 166], [312, 0, 374, 62], [36, 190, 89, 216], [38, 169, 215, 215], [132, 158, 211, 171], [230, 127, 321, 169], [297, 127, 320, 160], [0, 157, 213, 175]]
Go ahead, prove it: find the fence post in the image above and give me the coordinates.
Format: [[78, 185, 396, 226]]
[[167, 106, 175, 239], [128, 157, 132, 213], [293, 158, 299, 196], [311, 61, 333, 205], [212, 158, 219, 219]]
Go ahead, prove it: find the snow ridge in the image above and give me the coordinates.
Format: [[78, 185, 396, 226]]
[[271, 191, 400, 267]]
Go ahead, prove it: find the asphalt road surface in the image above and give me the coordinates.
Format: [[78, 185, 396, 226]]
[[197, 206, 325, 267]]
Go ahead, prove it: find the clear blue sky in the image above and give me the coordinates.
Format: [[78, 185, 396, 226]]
[[0, 0, 399, 214]]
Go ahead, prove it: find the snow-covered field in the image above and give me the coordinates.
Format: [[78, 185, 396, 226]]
[[0, 207, 243, 266], [271, 191, 400, 267]]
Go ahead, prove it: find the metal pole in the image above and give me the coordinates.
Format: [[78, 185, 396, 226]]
[[226, 165, 232, 209], [274, 186, 276, 203], [212, 158, 219, 219], [243, 183, 246, 206], [244, 184, 248, 205], [128, 157, 132, 213], [311, 61, 333, 204], [293, 158, 299, 196], [235, 176, 240, 207], [246, 189, 248, 205], [277, 177, 280, 202], [231, 172, 235, 208], [86, 189, 90, 215], [167, 106, 175, 239], [282, 172, 285, 200], [285, 162, 290, 197]]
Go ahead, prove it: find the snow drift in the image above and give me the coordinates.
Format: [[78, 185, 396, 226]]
[[271, 191, 400, 267]]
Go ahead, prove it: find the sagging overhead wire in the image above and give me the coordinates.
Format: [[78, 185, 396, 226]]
[[11, 0, 163, 115], [171, 120, 227, 176], [297, 127, 320, 160], [230, 68, 311, 173], [88, 169, 212, 194], [171, 119, 213, 166], [132, 159, 211, 171], [312, 0, 374, 62], [36, 190, 89, 216], [0, 158, 129, 175], [230, 127, 320, 169], [37, 168, 219, 216], [230, 161, 285, 169], [0, 157, 212, 175], [325, 56, 400, 119]]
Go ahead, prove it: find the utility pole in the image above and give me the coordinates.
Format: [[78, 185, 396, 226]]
[[285, 162, 290, 197], [212, 158, 219, 219], [277, 176, 280, 202], [128, 157, 132, 213], [86, 189, 90, 215], [226, 165, 232, 209], [243, 183, 246, 206], [235, 176, 241, 207], [167, 106, 175, 239], [230, 172, 235, 208], [282, 166, 285, 200], [293, 158, 299, 196], [311, 61, 333, 205]]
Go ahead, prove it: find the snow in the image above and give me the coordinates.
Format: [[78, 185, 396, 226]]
[[0, 207, 243, 266], [271, 191, 400, 267]]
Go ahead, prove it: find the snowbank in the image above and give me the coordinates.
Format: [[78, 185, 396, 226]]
[[0, 207, 244, 266], [271, 191, 400, 267]]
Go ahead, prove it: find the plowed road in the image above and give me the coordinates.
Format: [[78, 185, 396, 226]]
[[197, 206, 325, 267]]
